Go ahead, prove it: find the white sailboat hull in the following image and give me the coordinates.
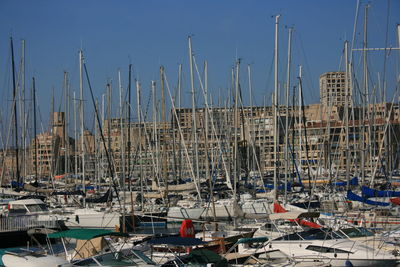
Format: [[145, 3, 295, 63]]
[[63, 208, 120, 229], [167, 206, 204, 219]]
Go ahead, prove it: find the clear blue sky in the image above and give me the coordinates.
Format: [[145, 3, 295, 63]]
[[0, 0, 399, 130]]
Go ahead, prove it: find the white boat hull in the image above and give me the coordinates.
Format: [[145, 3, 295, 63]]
[[63, 208, 120, 229]]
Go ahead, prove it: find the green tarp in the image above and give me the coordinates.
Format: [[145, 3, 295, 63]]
[[48, 229, 128, 240], [185, 249, 228, 267]]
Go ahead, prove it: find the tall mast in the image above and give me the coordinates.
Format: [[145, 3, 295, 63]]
[[136, 79, 144, 209], [247, 65, 254, 174], [188, 36, 200, 195], [284, 27, 293, 203], [128, 64, 132, 191], [51, 88, 55, 176], [79, 50, 86, 203], [397, 24, 400, 55], [234, 59, 240, 215], [66, 73, 70, 176], [152, 81, 160, 200], [160, 66, 168, 205], [361, 5, 368, 184], [204, 60, 216, 223], [94, 99, 99, 189], [21, 40, 26, 178], [177, 64, 183, 181], [298, 66, 303, 180], [63, 71, 68, 176], [32, 77, 38, 184], [273, 15, 280, 201], [118, 69, 126, 232], [178, 64, 182, 109], [107, 82, 113, 178], [74, 91, 78, 176], [345, 41, 351, 191], [10, 37, 20, 188]]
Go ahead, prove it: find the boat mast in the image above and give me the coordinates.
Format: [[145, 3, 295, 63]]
[[361, 5, 369, 185], [284, 27, 293, 203], [188, 36, 201, 197], [127, 65, 135, 230], [32, 77, 38, 184], [63, 72, 69, 177], [66, 73, 70, 177], [204, 60, 217, 224], [234, 59, 240, 199], [136, 79, 144, 209], [160, 66, 169, 206], [152, 81, 161, 199], [247, 65, 254, 175], [79, 50, 86, 204], [298, 65, 303, 182], [128, 64, 132, 192], [345, 41, 351, 191], [397, 25, 400, 55], [10, 37, 20, 189], [118, 69, 126, 232], [107, 82, 112, 186], [273, 15, 280, 201], [177, 64, 183, 182], [74, 91, 78, 176], [21, 40, 26, 179]]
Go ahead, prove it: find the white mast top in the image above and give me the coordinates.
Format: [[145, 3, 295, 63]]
[[273, 14, 280, 201], [79, 50, 86, 204]]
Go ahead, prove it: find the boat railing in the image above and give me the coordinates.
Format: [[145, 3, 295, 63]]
[[0, 214, 59, 232]]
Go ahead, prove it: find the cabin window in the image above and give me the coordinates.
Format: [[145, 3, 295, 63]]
[[306, 245, 352, 254], [9, 204, 27, 214], [26, 204, 48, 212], [261, 223, 278, 231], [73, 258, 97, 266]]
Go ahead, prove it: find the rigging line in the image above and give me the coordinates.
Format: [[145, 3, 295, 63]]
[[124, 99, 151, 190], [192, 55, 233, 190], [370, 82, 399, 186], [83, 62, 121, 207], [127, 99, 165, 203], [122, 82, 154, 187], [163, 71, 203, 201], [380, 0, 391, 103], [264, 50, 275, 105], [295, 32, 317, 103], [236, 88, 267, 193], [298, 75, 314, 204], [350, 0, 361, 66], [0, 91, 17, 185]]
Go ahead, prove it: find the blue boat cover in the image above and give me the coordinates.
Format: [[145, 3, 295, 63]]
[[148, 236, 206, 246], [263, 183, 291, 191], [361, 185, 400, 198], [347, 190, 390, 206], [334, 177, 358, 187], [11, 181, 24, 188]]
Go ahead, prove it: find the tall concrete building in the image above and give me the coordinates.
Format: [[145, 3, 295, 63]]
[[320, 71, 351, 107]]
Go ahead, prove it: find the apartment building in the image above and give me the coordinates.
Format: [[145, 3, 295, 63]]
[[320, 71, 351, 108]]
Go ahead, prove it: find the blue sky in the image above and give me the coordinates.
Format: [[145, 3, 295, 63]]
[[0, 0, 399, 130]]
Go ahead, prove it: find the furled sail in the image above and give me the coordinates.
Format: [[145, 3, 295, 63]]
[[333, 177, 358, 187], [86, 189, 112, 203], [361, 185, 400, 198], [347, 190, 390, 206]]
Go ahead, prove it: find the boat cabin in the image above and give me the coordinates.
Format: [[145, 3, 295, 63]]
[[7, 199, 49, 214]]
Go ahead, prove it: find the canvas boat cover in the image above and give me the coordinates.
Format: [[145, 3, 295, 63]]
[[347, 190, 390, 206], [47, 228, 128, 240]]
